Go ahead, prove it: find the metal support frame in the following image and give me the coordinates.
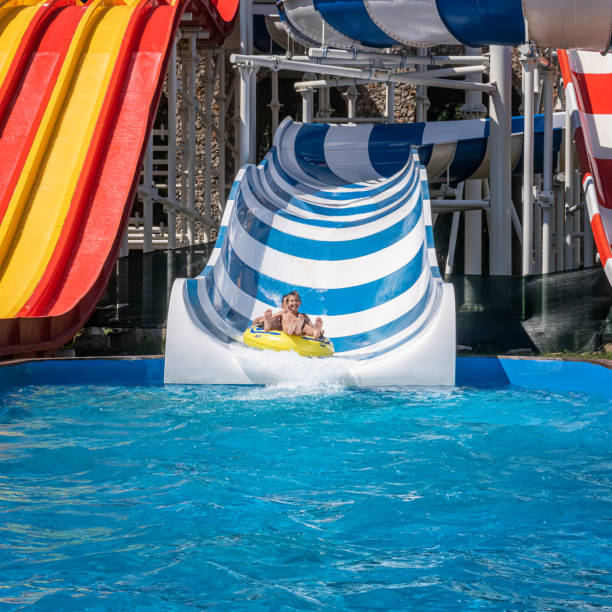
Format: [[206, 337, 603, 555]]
[[415, 47, 429, 123], [462, 46, 486, 276], [541, 60, 554, 274], [269, 69, 281, 134], [488, 46, 513, 275], [232, 55, 496, 94], [520, 45, 536, 276]]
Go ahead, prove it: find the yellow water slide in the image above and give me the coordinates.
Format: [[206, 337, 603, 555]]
[[0, 0, 142, 316], [0, 1, 41, 85]]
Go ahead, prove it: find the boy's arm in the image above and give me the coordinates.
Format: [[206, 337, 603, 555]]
[[300, 313, 313, 324]]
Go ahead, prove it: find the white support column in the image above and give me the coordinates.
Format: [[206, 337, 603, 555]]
[[541, 63, 554, 274], [167, 36, 178, 249], [462, 46, 486, 276], [232, 72, 240, 170], [120, 223, 129, 257], [239, 0, 255, 165], [385, 82, 395, 122], [573, 169, 582, 267], [143, 132, 154, 253], [445, 211, 461, 276], [301, 85, 314, 122], [415, 47, 429, 123], [554, 181, 564, 271], [346, 84, 358, 119], [238, 64, 252, 166], [270, 69, 280, 135], [217, 49, 227, 209], [534, 173, 542, 273], [520, 47, 535, 276], [584, 206, 594, 267], [564, 105, 574, 268], [488, 46, 513, 275], [204, 48, 214, 222]]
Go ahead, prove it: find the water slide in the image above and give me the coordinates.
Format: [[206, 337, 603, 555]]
[[279, 0, 612, 52], [559, 50, 612, 285], [164, 112, 564, 386], [0, 0, 237, 356]]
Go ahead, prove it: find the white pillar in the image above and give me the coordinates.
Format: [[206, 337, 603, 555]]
[[541, 65, 554, 274], [238, 65, 252, 166], [239, 0, 255, 165], [232, 72, 240, 170], [584, 208, 594, 267], [270, 69, 280, 134], [521, 50, 535, 276], [555, 183, 564, 271], [463, 46, 486, 275], [416, 47, 429, 123], [167, 36, 178, 249], [346, 85, 357, 119], [564, 105, 574, 268], [301, 87, 314, 122], [573, 169, 582, 266], [488, 46, 513, 275]]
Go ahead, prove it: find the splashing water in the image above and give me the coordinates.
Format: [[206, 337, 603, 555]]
[[230, 344, 357, 391]]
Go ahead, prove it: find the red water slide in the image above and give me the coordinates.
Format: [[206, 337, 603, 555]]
[[0, 0, 237, 356]]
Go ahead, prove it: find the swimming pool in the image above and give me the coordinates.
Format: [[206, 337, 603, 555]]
[[0, 358, 610, 608]]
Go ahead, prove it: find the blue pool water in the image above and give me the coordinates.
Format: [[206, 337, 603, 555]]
[[1, 372, 611, 609]]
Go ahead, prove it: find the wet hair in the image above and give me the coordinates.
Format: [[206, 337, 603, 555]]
[[282, 291, 301, 304]]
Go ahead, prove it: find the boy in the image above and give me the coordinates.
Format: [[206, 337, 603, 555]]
[[253, 291, 324, 339]]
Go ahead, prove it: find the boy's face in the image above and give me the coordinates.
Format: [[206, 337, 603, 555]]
[[284, 294, 301, 314]]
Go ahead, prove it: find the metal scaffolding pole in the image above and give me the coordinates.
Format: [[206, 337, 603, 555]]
[[488, 46, 513, 275], [463, 46, 485, 276], [217, 49, 227, 209], [187, 31, 197, 243], [564, 105, 574, 268], [143, 132, 154, 253], [167, 36, 178, 249], [385, 82, 395, 122], [204, 48, 213, 222], [541, 65, 554, 273], [346, 85, 357, 119], [415, 47, 429, 123], [301, 85, 314, 122], [270, 69, 280, 134], [521, 48, 535, 276]]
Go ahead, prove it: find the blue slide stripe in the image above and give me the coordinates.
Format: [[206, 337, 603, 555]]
[[217, 236, 428, 316], [252, 164, 422, 229], [313, 0, 397, 48], [271, 148, 408, 200], [263, 152, 418, 216], [435, 0, 525, 46], [368, 122, 426, 177], [294, 124, 346, 186], [233, 188, 423, 260], [447, 138, 488, 183], [331, 279, 433, 353], [185, 280, 234, 345]]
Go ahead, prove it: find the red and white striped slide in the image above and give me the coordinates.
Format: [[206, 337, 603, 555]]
[[558, 49, 612, 285]]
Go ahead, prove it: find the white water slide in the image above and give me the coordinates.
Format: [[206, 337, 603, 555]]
[[165, 115, 563, 386]]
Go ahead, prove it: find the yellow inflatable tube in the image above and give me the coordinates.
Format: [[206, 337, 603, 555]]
[[243, 326, 334, 358]]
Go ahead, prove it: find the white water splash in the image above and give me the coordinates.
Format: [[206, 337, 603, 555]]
[[229, 344, 357, 396]]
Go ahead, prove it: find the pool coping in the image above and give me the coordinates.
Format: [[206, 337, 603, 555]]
[[0, 355, 611, 396]]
